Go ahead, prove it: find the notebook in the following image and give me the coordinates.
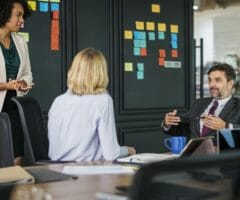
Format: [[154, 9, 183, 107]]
[[115, 136, 214, 164], [0, 166, 34, 184]]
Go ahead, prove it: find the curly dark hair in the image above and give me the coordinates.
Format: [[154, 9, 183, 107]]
[[0, 0, 31, 27], [208, 62, 236, 82]]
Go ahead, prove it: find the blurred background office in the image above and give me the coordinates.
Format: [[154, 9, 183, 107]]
[[194, 0, 240, 98]]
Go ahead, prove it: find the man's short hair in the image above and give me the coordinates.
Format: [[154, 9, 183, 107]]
[[208, 63, 236, 82], [0, 0, 31, 27]]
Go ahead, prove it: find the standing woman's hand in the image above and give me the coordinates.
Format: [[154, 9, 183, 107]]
[[18, 80, 33, 91], [6, 79, 19, 90]]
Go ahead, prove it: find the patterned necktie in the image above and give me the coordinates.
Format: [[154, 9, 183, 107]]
[[201, 100, 218, 137]]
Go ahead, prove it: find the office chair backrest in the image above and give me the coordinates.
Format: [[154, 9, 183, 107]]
[[11, 97, 49, 166], [0, 112, 14, 167], [129, 151, 240, 200]]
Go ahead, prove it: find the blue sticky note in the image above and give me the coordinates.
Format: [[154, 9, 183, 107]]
[[137, 71, 144, 80], [51, 3, 59, 11], [39, 2, 48, 12], [171, 33, 177, 41], [158, 32, 165, 40], [137, 63, 144, 71], [171, 41, 178, 49], [134, 40, 141, 48], [148, 32, 155, 40], [140, 40, 146, 48], [134, 47, 140, 56], [134, 31, 146, 40]]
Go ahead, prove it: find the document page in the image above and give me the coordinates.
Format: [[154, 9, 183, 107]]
[[116, 153, 179, 164], [62, 165, 135, 175]]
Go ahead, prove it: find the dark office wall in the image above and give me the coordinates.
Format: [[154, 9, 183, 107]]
[[24, 0, 194, 153]]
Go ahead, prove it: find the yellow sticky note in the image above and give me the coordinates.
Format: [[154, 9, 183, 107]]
[[146, 22, 155, 31], [158, 23, 166, 32], [152, 4, 160, 13], [28, 1, 37, 11], [135, 21, 144, 30], [49, 0, 60, 2], [170, 24, 179, 33], [18, 32, 30, 42], [124, 30, 133, 39], [124, 63, 133, 71]]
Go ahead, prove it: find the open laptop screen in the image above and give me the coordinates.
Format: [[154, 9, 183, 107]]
[[218, 129, 240, 152]]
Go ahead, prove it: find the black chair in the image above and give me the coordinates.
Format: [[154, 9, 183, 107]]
[[11, 96, 50, 166], [0, 112, 14, 167], [129, 151, 240, 200]]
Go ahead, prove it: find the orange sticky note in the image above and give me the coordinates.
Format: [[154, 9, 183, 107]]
[[172, 50, 178, 58], [159, 49, 166, 58], [152, 4, 160, 13], [140, 48, 147, 56], [52, 10, 59, 20], [51, 19, 59, 50], [124, 30, 133, 39], [158, 58, 165, 66], [135, 21, 144, 30]]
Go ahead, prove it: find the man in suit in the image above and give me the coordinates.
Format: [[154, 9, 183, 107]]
[[162, 63, 240, 139]]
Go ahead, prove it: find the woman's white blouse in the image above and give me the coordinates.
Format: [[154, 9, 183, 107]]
[[48, 91, 123, 161]]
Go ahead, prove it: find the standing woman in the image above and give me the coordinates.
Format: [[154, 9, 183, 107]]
[[0, 0, 33, 164]]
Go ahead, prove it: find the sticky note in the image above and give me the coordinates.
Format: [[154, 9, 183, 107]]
[[158, 32, 165, 40], [51, 19, 60, 50], [124, 30, 133, 39], [171, 41, 178, 49], [134, 40, 140, 48], [137, 63, 144, 71], [140, 48, 147, 56], [124, 63, 133, 71], [51, 3, 59, 11], [171, 50, 178, 58], [137, 71, 144, 80], [170, 24, 179, 33], [28, 1, 37, 11], [135, 21, 144, 30], [49, 0, 60, 2], [165, 61, 181, 68], [148, 32, 155, 40], [146, 22, 155, 31], [134, 31, 146, 40], [171, 33, 177, 41], [52, 10, 59, 20], [152, 4, 160, 13], [18, 32, 30, 42], [159, 49, 166, 58], [158, 23, 166, 32], [39, 2, 48, 12], [140, 40, 146, 48], [134, 48, 140, 56], [158, 58, 165, 66]]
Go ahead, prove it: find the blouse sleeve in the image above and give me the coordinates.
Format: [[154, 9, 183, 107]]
[[97, 95, 121, 160]]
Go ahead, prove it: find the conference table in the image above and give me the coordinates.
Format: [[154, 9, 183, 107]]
[[10, 161, 133, 200], [9, 160, 234, 200]]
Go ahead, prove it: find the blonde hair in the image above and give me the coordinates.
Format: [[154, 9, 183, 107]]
[[67, 48, 109, 95]]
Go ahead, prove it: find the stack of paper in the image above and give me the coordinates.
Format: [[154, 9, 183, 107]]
[[62, 165, 135, 175]]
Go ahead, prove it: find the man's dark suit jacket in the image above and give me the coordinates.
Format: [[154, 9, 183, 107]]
[[163, 96, 240, 139]]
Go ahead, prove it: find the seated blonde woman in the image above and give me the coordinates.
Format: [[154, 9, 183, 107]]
[[48, 48, 136, 161]]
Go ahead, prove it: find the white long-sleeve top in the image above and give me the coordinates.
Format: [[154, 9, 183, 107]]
[[48, 90, 127, 161]]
